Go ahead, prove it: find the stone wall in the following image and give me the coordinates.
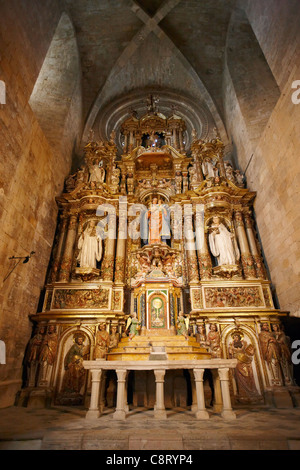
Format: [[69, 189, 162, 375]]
[[223, 0, 300, 317], [0, 3, 82, 407]]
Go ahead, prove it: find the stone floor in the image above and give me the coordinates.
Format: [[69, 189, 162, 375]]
[[0, 404, 300, 451]]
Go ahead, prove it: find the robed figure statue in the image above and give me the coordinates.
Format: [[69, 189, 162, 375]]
[[77, 220, 103, 269], [141, 197, 170, 245], [208, 216, 240, 266]]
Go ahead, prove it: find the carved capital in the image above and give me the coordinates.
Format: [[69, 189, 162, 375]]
[[218, 368, 230, 381], [154, 370, 166, 382]]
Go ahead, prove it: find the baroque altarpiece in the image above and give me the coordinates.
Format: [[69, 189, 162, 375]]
[[20, 103, 297, 411]]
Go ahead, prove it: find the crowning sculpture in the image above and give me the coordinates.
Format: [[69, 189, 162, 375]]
[[20, 97, 297, 413]]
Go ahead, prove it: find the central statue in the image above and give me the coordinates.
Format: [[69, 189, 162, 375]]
[[142, 197, 170, 245]]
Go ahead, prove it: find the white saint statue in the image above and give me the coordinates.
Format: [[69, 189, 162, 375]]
[[208, 216, 240, 266], [89, 160, 105, 185], [77, 220, 103, 269], [202, 158, 217, 179]]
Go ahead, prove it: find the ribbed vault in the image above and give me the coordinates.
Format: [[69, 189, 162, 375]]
[[64, 0, 235, 153]]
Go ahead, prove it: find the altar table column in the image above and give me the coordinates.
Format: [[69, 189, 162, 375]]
[[188, 370, 197, 412], [154, 369, 167, 419], [86, 369, 102, 419], [113, 369, 127, 420], [193, 369, 210, 419], [211, 369, 223, 413], [99, 370, 107, 413], [124, 372, 129, 413], [218, 368, 236, 420]]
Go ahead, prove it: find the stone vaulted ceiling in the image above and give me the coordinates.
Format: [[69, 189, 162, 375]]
[[64, 0, 237, 149]]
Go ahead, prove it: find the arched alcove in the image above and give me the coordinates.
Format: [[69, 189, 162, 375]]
[[224, 8, 280, 154], [29, 12, 82, 156], [92, 88, 215, 156]]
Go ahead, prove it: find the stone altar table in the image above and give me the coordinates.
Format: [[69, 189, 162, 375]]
[[83, 359, 237, 421]]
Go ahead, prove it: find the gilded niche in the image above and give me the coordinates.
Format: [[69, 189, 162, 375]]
[[52, 288, 110, 310]]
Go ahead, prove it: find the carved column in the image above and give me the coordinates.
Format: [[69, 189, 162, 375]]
[[169, 290, 176, 333], [217, 157, 226, 178], [166, 132, 171, 146], [114, 200, 127, 284], [113, 369, 127, 420], [211, 369, 223, 412], [135, 133, 141, 148], [170, 203, 182, 247], [193, 152, 204, 183], [184, 208, 199, 284], [101, 211, 116, 282], [172, 128, 178, 149], [244, 212, 266, 279], [129, 131, 133, 151], [50, 215, 68, 283], [123, 133, 127, 153], [133, 295, 138, 316], [179, 129, 184, 153], [154, 369, 167, 419], [140, 291, 146, 334], [58, 213, 78, 282], [234, 211, 256, 279], [120, 167, 127, 195], [218, 368, 236, 420], [86, 369, 102, 419], [193, 368, 210, 419], [182, 171, 189, 193], [195, 210, 212, 279]]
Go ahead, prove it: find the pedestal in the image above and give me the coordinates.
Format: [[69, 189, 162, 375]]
[[27, 388, 52, 409]]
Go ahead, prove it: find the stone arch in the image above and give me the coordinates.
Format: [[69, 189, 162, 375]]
[[52, 326, 92, 405], [222, 324, 266, 395], [147, 291, 169, 330], [91, 88, 214, 156], [29, 12, 82, 156]]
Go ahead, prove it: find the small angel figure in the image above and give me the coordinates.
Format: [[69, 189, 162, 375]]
[[235, 170, 245, 187], [125, 312, 141, 340], [176, 311, 189, 339]]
